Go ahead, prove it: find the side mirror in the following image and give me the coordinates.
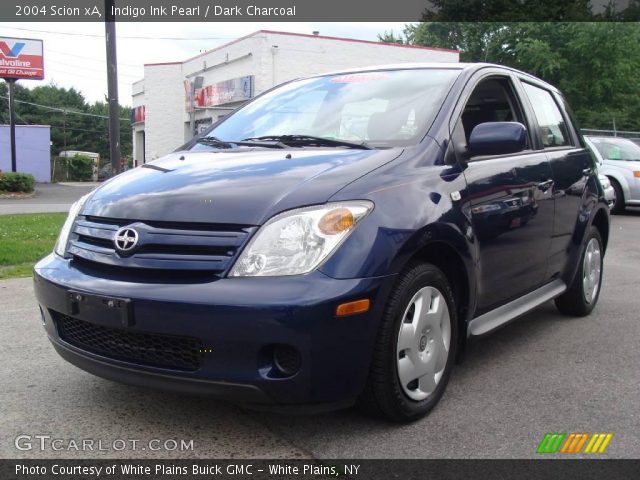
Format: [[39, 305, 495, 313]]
[[468, 122, 527, 156]]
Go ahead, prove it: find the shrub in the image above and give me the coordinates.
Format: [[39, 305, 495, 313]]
[[67, 154, 94, 182], [0, 172, 35, 192]]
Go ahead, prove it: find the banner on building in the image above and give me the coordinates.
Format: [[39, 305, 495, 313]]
[[131, 105, 145, 124], [193, 76, 253, 108]]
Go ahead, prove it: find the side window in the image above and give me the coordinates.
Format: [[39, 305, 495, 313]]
[[521, 82, 571, 148], [455, 76, 530, 157]]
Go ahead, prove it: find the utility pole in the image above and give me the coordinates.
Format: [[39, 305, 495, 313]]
[[105, 0, 121, 174], [63, 109, 68, 180], [6, 78, 17, 172]]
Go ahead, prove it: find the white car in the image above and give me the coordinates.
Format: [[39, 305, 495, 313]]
[[585, 136, 640, 214], [598, 174, 616, 210]]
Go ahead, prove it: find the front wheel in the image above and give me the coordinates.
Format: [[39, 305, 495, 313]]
[[358, 263, 458, 422], [555, 226, 604, 316]]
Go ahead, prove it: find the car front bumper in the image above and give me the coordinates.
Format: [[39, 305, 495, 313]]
[[33, 254, 394, 410]]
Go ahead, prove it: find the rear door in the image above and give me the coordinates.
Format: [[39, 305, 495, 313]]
[[452, 73, 555, 314], [517, 80, 592, 280]]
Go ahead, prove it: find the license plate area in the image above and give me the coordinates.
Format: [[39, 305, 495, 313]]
[[66, 290, 134, 328]]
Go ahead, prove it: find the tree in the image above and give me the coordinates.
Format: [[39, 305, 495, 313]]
[[377, 30, 406, 44], [0, 82, 132, 163], [400, 22, 640, 131], [419, 0, 594, 22]]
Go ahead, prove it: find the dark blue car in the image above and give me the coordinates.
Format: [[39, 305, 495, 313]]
[[34, 63, 609, 422]]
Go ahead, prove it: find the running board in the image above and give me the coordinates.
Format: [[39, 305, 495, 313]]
[[468, 279, 567, 337]]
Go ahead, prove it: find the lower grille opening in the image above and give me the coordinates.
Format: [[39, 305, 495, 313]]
[[53, 312, 203, 371]]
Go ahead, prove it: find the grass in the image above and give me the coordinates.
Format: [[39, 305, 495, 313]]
[[0, 213, 66, 279]]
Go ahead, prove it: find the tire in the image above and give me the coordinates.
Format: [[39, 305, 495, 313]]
[[358, 262, 458, 422], [609, 178, 625, 214], [555, 226, 604, 316]]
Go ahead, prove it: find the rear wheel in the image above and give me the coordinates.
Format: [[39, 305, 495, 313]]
[[358, 263, 458, 422], [555, 226, 604, 316], [609, 178, 625, 214]]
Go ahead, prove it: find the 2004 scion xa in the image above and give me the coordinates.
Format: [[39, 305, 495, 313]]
[[35, 63, 609, 422]]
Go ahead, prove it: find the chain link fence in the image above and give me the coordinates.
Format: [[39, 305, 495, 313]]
[[582, 129, 640, 146], [52, 154, 132, 182]]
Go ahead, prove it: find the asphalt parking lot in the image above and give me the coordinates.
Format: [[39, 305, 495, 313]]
[[1, 211, 639, 459], [0, 183, 98, 215]]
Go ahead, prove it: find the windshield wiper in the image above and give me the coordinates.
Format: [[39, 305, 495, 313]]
[[242, 135, 372, 150], [196, 136, 286, 149], [195, 136, 234, 148]]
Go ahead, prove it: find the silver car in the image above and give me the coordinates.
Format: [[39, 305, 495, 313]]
[[585, 136, 640, 214], [598, 174, 616, 210]]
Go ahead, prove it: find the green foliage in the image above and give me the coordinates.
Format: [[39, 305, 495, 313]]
[[377, 30, 406, 44], [419, 0, 595, 22], [401, 22, 640, 131], [52, 154, 98, 182], [0, 172, 35, 192], [0, 83, 132, 163], [67, 154, 94, 181]]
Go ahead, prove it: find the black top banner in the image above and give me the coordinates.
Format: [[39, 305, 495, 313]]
[[1, 0, 638, 22]]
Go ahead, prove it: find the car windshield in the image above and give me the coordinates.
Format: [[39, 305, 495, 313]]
[[589, 137, 640, 161], [192, 68, 460, 150]]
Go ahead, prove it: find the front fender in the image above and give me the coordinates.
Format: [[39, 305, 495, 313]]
[[319, 157, 477, 323], [320, 149, 470, 280], [602, 168, 632, 200]]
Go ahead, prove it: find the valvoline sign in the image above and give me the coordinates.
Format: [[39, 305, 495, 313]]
[[0, 37, 44, 80]]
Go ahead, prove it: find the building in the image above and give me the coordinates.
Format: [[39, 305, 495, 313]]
[[0, 124, 51, 182], [131, 30, 459, 165]]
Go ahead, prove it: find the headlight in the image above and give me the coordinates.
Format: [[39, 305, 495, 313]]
[[54, 194, 90, 257], [598, 175, 611, 189], [229, 201, 373, 277]]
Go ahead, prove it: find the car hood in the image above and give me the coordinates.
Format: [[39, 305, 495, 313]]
[[602, 159, 640, 170], [83, 148, 402, 225]]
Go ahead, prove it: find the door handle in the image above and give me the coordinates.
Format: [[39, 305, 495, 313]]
[[537, 179, 554, 191], [582, 168, 592, 177]]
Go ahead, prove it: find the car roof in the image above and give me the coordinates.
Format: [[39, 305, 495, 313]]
[[309, 62, 560, 94]]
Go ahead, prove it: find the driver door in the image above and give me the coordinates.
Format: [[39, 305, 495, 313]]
[[454, 74, 555, 315]]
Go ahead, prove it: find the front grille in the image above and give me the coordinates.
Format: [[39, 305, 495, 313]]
[[67, 216, 256, 273], [53, 312, 203, 371]]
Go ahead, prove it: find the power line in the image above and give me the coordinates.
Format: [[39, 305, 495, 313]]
[[45, 120, 129, 134], [6, 115, 110, 136], [1, 99, 113, 135], [2, 100, 32, 126], [0, 96, 130, 121], [46, 58, 141, 79], [51, 125, 110, 135], [46, 49, 143, 70], [1, 25, 248, 41], [43, 65, 140, 81]]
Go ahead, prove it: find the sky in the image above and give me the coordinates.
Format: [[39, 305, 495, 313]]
[[0, 22, 410, 105]]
